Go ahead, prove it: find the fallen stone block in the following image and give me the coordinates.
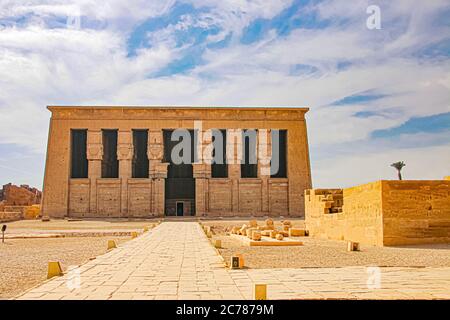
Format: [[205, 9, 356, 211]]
[[252, 230, 262, 241], [231, 226, 240, 234], [289, 228, 306, 237], [261, 230, 271, 237], [246, 228, 256, 238]]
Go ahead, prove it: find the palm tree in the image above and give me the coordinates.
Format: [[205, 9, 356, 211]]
[[391, 161, 406, 180]]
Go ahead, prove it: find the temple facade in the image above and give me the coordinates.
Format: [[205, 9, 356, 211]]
[[41, 106, 312, 218]]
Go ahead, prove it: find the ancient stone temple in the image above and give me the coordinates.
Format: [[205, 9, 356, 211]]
[[41, 106, 312, 218]]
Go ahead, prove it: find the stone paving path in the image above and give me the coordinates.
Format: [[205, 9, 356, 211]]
[[16, 222, 450, 300]]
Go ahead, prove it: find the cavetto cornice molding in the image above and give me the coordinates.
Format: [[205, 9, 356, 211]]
[[47, 106, 309, 121]]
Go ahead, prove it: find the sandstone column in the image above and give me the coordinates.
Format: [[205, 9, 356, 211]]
[[258, 129, 272, 214], [193, 130, 212, 216], [117, 131, 133, 217], [86, 130, 103, 215], [148, 130, 168, 216], [227, 129, 242, 214]]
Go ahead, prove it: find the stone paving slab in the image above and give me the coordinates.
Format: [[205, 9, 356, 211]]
[[15, 222, 450, 300]]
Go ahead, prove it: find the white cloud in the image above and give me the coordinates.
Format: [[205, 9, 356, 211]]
[[0, 0, 449, 189]]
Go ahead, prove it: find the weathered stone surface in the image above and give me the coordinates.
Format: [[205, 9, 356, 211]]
[[0, 183, 41, 206], [305, 180, 450, 246], [42, 106, 312, 218], [251, 230, 262, 241], [289, 228, 305, 237], [248, 220, 258, 228]]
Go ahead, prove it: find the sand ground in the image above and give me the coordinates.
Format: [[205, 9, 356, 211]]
[[202, 220, 450, 269], [1, 218, 449, 299], [0, 236, 129, 299], [0, 219, 157, 299]]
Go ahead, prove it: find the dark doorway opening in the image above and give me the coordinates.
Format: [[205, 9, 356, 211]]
[[176, 202, 184, 216], [163, 129, 196, 216]]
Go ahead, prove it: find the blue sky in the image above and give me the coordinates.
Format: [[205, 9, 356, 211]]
[[0, 0, 449, 188]]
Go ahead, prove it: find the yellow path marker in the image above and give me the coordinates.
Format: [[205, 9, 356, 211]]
[[230, 254, 245, 269], [254, 284, 267, 300], [131, 232, 138, 239], [214, 239, 222, 248], [107, 240, 117, 250], [347, 241, 360, 252], [237, 254, 245, 268], [47, 261, 63, 279]]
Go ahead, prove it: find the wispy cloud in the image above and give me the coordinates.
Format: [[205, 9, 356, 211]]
[[0, 0, 449, 188]]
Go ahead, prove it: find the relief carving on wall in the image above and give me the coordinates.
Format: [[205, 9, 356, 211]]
[[117, 145, 133, 160], [87, 144, 103, 160], [149, 130, 163, 144], [148, 145, 163, 160]]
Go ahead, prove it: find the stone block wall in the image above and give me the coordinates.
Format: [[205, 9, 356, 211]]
[[0, 183, 42, 206], [305, 180, 450, 246], [342, 181, 384, 246], [0, 211, 23, 222], [305, 189, 345, 240], [42, 106, 312, 218], [382, 180, 450, 245]]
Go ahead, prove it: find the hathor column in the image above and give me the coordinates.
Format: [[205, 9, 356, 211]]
[[258, 129, 271, 215], [117, 130, 133, 216], [193, 130, 212, 216], [227, 129, 241, 213], [148, 129, 168, 216], [87, 130, 103, 215]]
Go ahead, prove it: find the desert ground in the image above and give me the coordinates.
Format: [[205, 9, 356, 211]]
[[0, 219, 156, 299], [201, 219, 450, 269], [1, 218, 450, 299]]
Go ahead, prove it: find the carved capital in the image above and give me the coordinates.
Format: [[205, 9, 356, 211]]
[[148, 145, 164, 161], [87, 144, 103, 160], [117, 145, 133, 160], [149, 130, 163, 145]]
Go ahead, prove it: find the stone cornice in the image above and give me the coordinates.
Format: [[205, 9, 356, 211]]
[[47, 106, 309, 121]]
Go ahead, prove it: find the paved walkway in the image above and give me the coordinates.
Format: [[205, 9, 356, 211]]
[[16, 222, 450, 300]]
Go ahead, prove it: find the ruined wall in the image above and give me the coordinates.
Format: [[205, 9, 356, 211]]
[[0, 184, 42, 206], [0, 210, 22, 222], [305, 189, 345, 240], [305, 180, 450, 246], [382, 180, 450, 245]]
